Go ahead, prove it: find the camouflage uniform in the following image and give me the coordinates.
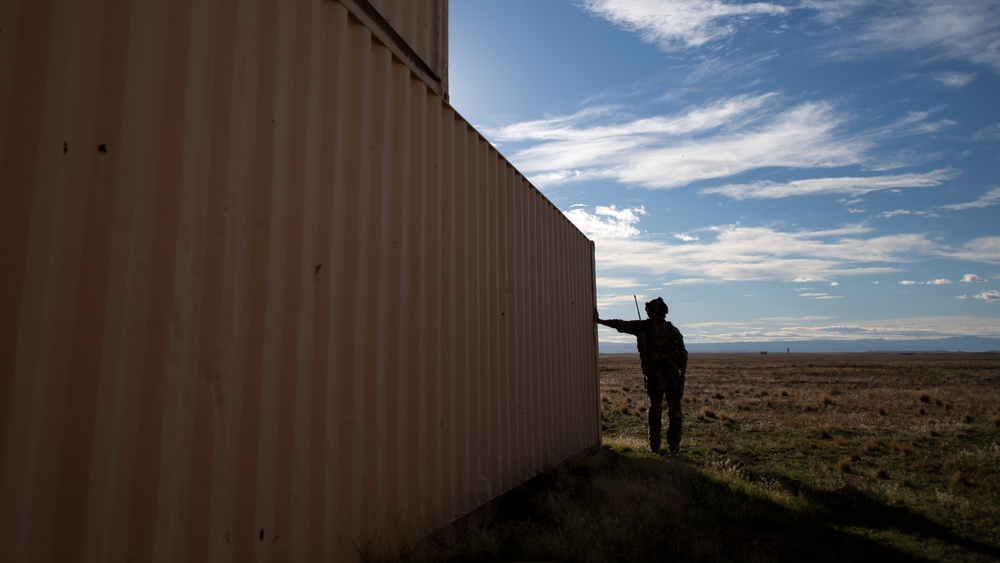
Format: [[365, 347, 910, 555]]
[[598, 299, 688, 453]]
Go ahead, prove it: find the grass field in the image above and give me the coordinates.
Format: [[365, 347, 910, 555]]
[[387, 353, 1000, 562]]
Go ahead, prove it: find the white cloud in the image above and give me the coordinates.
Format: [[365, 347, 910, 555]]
[[899, 278, 955, 286], [674, 233, 699, 242], [489, 95, 776, 143], [942, 237, 1000, 265], [617, 101, 863, 189], [973, 290, 1000, 303], [973, 123, 1000, 140], [940, 187, 1000, 211], [935, 71, 977, 88], [798, 292, 843, 300], [584, 0, 1000, 72], [824, 0, 1000, 72], [592, 222, 946, 283], [701, 169, 957, 200], [489, 93, 960, 192], [857, 0, 1000, 71], [564, 205, 647, 239], [799, 0, 870, 23], [830, 282, 840, 287], [494, 96, 869, 190], [869, 107, 958, 139], [580, 0, 788, 50], [678, 313, 999, 342], [596, 277, 645, 289], [961, 273, 987, 283], [881, 210, 912, 218]]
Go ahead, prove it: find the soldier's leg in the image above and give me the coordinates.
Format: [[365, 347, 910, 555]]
[[646, 377, 666, 453], [665, 373, 685, 452]]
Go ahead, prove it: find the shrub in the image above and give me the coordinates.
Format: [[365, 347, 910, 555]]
[[889, 441, 914, 456], [837, 457, 853, 473], [862, 440, 882, 453]]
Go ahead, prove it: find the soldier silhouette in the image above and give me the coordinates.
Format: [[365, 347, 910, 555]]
[[596, 297, 688, 453]]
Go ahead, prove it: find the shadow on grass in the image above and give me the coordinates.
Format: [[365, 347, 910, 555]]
[[387, 445, 932, 563], [744, 468, 1000, 562]]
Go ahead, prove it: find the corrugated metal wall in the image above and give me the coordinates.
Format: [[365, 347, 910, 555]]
[[0, 0, 598, 561], [361, 0, 449, 97]]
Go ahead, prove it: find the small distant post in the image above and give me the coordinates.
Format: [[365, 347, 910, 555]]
[[787, 347, 790, 354]]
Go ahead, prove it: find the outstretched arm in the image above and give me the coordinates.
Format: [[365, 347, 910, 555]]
[[595, 309, 642, 335], [594, 308, 615, 328]]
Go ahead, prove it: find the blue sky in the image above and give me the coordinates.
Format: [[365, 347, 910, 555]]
[[449, 0, 1000, 347]]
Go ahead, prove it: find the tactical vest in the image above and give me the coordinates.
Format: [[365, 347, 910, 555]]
[[637, 319, 681, 365]]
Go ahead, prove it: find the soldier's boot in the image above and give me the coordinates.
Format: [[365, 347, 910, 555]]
[[648, 405, 663, 453], [666, 406, 683, 453]]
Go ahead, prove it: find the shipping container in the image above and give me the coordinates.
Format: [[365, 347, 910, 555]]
[[0, 1, 599, 561]]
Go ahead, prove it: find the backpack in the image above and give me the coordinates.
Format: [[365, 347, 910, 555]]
[[638, 319, 683, 365]]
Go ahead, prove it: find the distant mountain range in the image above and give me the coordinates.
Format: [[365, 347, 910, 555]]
[[599, 336, 1000, 354]]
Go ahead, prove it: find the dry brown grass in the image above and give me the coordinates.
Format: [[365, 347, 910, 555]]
[[597, 352, 1000, 560]]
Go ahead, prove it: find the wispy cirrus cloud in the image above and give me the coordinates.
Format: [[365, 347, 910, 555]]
[[940, 187, 1000, 211], [488, 94, 775, 143], [582, 0, 1000, 72], [798, 292, 844, 300], [488, 95, 871, 189], [702, 168, 957, 200], [941, 237, 1000, 265], [935, 71, 977, 88], [580, 0, 787, 50], [880, 209, 938, 219], [596, 277, 646, 289], [847, 0, 1000, 73]]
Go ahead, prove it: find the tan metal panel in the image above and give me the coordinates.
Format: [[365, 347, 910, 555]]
[[0, 1, 597, 561], [348, 0, 449, 99]]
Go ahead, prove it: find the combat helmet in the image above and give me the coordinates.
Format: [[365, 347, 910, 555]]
[[645, 297, 668, 318]]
